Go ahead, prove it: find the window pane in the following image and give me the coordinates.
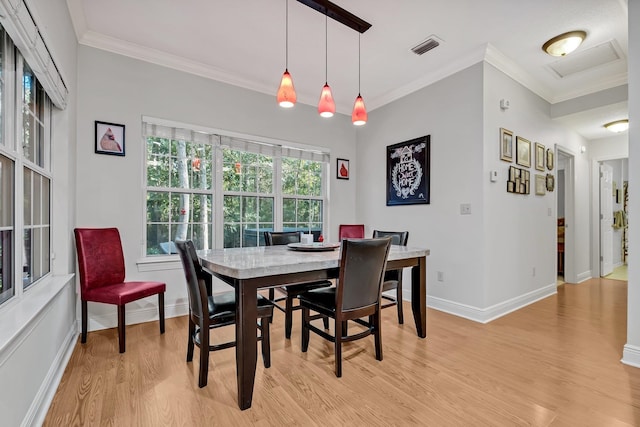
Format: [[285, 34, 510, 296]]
[[224, 195, 240, 222], [0, 155, 14, 227], [42, 177, 50, 224], [0, 230, 13, 303], [259, 197, 273, 223], [23, 168, 31, 225], [224, 224, 240, 248], [147, 191, 170, 222], [192, 194, 212, 223], [242, 196, 257, 223], [283, 198, 296, 223], [33, 174, 42, 223], [147, 223, 170, 255]]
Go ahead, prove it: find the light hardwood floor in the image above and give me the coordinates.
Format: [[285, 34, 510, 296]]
[[44, 278, 640, 426]]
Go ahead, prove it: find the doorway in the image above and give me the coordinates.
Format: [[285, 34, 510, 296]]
[[599, 158, 628, 280], [557, 148, 576, 284]]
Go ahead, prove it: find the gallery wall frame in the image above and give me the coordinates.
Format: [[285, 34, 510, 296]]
[[535, 143, 545, 171], [535, 174, 546, 195], [546, 148, 554, 170], [386, 135, 430, 206], [500, 128, 513, 162], [516, 136, 531, 168], [95, 121, 125, 156]]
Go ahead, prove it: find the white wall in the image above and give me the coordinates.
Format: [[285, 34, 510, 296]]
[[76, 45, 358, 330], [623, 0, 640, 367], [356, 63, 485, 315], [0, 0, 78, 425]]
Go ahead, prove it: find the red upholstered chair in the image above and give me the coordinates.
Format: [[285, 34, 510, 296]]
[[74, 227, 166, 353], [338, 224, 365, 240]]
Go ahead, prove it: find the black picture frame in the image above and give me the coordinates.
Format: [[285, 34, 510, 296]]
[[336, 158, 349, 180], [95, 121, 125, 156], [386, 135, 430, 206]]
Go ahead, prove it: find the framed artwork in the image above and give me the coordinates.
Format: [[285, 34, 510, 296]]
[[546, 149, 554, 170], [507, 166, 530, 194], [535, 143, 545, 171], [535, 174, 546, 195], [95, 121, 125, 156], [336, 158, 350, 180], [516, 136, 531, 168], [546, 174, 555, 191], [500, 128, 513, 162], [386, 135, 430, 206]]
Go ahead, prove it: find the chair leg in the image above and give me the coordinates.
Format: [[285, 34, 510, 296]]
[[81, 300, 88, 343], [285, 295, 294, 339], [335, 319, 343, 378], [198, 327, 209, 388], [187, 317, 195, 362], [322, 316, 329, 330], [342, 320, 348, 336], [158, 293, 165, 334], [301, 307, 310, 352], [117, 305, 126, 353], [260, 318, 271, 368], [374, 311, 383, 361], [269, 288, 275, 301], [396, 281, 404, 324]]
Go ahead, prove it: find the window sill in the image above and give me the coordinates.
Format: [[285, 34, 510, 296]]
[[136, 256, 181, 272], [0, 274, 74, 355]]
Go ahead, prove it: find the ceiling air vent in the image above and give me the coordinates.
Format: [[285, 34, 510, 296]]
[[411, 35, 442, 55]]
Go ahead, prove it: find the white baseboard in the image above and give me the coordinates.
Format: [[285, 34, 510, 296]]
[[576, 270, 592, 283], [28, 324, 77, 427], [427, 283, 557, 324], [622, 344, 640, 368]]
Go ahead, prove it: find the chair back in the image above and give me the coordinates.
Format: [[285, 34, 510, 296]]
[[372, 230, 409, 246], [74, 227, 126, 293], [337, 238, 391, 312], [264, 231, 301, 246], [338, 224, 365, 240], [175, 240, 209, 323]]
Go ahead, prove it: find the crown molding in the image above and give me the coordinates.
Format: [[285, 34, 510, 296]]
[[65, 0, 87, 41], [78, 30, 279, 99]]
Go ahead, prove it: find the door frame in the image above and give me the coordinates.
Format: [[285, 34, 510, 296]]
[[557, 146, 577, 284], [591, 155, 628, 277]]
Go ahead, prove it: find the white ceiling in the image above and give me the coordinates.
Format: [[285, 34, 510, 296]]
[[66, 0, 629, 140]]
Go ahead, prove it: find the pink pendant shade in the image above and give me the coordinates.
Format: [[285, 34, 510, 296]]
[[277, 69, 296, 108], [318, 83, 335, 118], [351, 94, 367, 125]]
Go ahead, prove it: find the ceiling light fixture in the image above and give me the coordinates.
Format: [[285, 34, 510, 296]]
[[542, 30, 586, 57], [604, 119, 629, 133], [277, 0, 296, 108], [318, 11, 335, 118], [351, 33, 367, 126]]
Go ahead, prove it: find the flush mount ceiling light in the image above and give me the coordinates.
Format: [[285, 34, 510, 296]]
[[542, 30, 586, 56], [604, 119, 629, 133], [276, 0, 296, 108]]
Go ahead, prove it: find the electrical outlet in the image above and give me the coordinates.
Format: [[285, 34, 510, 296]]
[[437, 271, 444, 282], [460, 203, 471, 215]]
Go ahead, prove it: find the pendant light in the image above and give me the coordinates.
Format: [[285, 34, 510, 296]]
[[318, 11, 335, 118], [277, 0, 296, 108], [351, 33, 367, 126]]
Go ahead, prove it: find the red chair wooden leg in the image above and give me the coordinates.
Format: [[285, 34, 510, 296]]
[[81, 300, 88, 343], [158, 293, 165, 334], [117, 305, 126, 353]]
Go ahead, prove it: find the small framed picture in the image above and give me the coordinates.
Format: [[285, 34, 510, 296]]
[[337, 158, 349, 180], [95, 121, 125, 156], [546, 174, 555, 192], [516, 136, 531, 168], [500, 128, 513, 162], [535, 174, 546, 195], [535, 143, 545, 171], [546, 149, 554, 170]]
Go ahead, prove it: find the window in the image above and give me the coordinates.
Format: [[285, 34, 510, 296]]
[[143, 120, 329, 255], [0, 25, 53, 303]]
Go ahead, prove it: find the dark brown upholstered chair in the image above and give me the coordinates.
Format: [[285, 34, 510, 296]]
[[298, 237, 391, 377], [338, 224, 365, 240], [175, 240, 273, 388], [372, 230, 409, 324], [74, 227, 165, 353], [264, 231, 332, 338]]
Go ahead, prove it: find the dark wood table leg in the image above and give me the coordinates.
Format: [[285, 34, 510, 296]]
[[235, 279, 258, 410], [411, 256, 427, 338]]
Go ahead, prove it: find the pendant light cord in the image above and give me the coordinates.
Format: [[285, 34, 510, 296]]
[[358, 33, 361, 94], [285, 0, 289, 68], [325, 11, 328, 83]]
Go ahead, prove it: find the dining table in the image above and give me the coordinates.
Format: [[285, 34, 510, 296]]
[[198, 242, 430, 410]]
